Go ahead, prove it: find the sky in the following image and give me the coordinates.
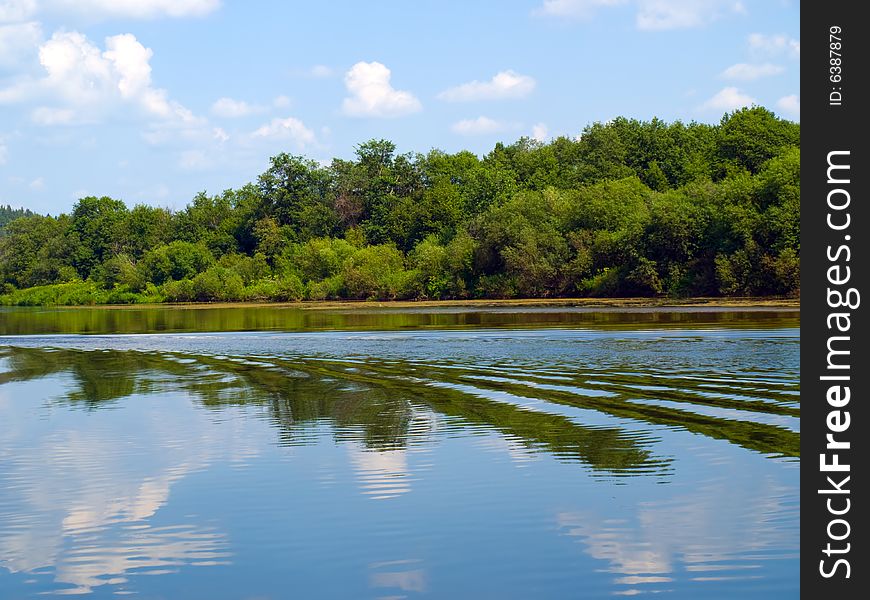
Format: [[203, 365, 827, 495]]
[[0, 0, 800, 215]]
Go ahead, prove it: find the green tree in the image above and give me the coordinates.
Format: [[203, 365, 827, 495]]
[[70, 196, 129, 278], [715, 106, 800, 176]]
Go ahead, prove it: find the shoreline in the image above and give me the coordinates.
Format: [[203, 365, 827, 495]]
[[8, 296, 800, 311]]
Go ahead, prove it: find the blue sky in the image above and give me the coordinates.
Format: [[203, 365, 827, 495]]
[[0, 0, 799, 215]]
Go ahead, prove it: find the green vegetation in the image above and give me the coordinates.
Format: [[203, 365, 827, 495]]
[[0, 204, 34, 230], [0, 107, 799, 306], [1, 343, 800, 462]]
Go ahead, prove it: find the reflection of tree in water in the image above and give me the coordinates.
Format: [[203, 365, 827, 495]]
[[0, 346, 671, 474], [2, 341, 800, 470], [1, 342, 798, 470], [0, 306, 800, 336]]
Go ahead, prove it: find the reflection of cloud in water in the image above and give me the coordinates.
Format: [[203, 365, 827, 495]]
[[556, 476, 797, 595], [346, 407, 438, 501], [51, 524, 229, 595], [348, 444, 412, 500], [0, 380, 255, 595], [474, 432, 540, 467], [369, 559, 426, 595]]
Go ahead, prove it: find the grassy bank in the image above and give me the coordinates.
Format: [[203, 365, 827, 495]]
[[0, 283, 799, 311]]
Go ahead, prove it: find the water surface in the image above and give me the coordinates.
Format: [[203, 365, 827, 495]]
[[0, 306, 799, 598]]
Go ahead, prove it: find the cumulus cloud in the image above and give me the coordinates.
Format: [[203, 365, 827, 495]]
[[720, 62, 783, 81], [45, 0, 220, 19], [532, 123, 548, 142], [699, 86, 755, 113], [341, 61, 421, 118], [210, 97, 265, 118], [635, 0, 746, 31], [534, 0, 745, 29], [438, 70, 536, 102], [31, 106, 74, 124], [534, 0, 627, 19], [775, 94, 799, 120], [0, 21, 41, 67], [251, 116, 316, 148], [748, 33, 800, 58], [0, 30, 197, 125], [451, 116, 511, 136], [0, 0, 37, 23]]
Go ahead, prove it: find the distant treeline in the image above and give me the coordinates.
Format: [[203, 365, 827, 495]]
[[0, 107, 799, 306], [0, 205, 34, 230]]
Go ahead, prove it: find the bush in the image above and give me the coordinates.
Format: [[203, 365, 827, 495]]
[[244, 275, 305, 302], [274, 274, 305, 301], [191, 266, 244, 302], [294, 237, 356, 282], [342, 244, 413, 300], [475, 274, 518, 299], [307, 275, 344, 300], [624, 258, 663, 296], [578, 268, 621, 297], [161, 278, 195, 302], [141, 241, 214, 284], [0, 281, 108, 306], [220, 252, 271, 285], [95, 254, 146, 291]]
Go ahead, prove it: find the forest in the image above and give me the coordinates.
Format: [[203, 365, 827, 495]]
[[0, 107, 799, 306]]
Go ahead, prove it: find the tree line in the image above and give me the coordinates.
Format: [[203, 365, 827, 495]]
[[0, 107, 799, 306], [0, 205, 34, 230]]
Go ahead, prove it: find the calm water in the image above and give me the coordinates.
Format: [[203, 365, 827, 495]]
[[0, 305, 800, 598]]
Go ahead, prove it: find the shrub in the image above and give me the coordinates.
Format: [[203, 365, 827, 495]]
[[192, 266, 244, 302], [161, 278, 195, 302], [342, 244, 412, 300], [307, 275, 344, 301], [0, 281, 108, 306]]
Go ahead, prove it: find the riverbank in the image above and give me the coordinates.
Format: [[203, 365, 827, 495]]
[[7, 296, 800, 311]]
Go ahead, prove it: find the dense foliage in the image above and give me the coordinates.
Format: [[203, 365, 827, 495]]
[[0, 205, 34, 231], [0, 107, 799, 305]]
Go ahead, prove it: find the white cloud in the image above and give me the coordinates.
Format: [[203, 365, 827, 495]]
[[179, 149, 210, 170], [310, 64, 332, 78], [0, 30, 197, 126], [531, 123, 548, 142], [438, 70, 536, 102], [28, 176, 43, 189], [534, 0, 744, 29], [0, 21, 41, 67], [341, 61, 421, 118], [31, 106, 74, 124], [0, 0, 36, 23], [210, 97, 264, 118], [720, 62, 783, 81], [212, 126, 228, 143], [272, 95, 291, 108], [534, 0, 627, 19], [699, 86, 755, 113], [251, 116, 316, 147], [45, 0, 220, 19], [103, 33, 196, 121], [451, 116, 511, 136], [636, 0, 745, 31], [748, 33, 800, 58], [775, 94, 799, 120]]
